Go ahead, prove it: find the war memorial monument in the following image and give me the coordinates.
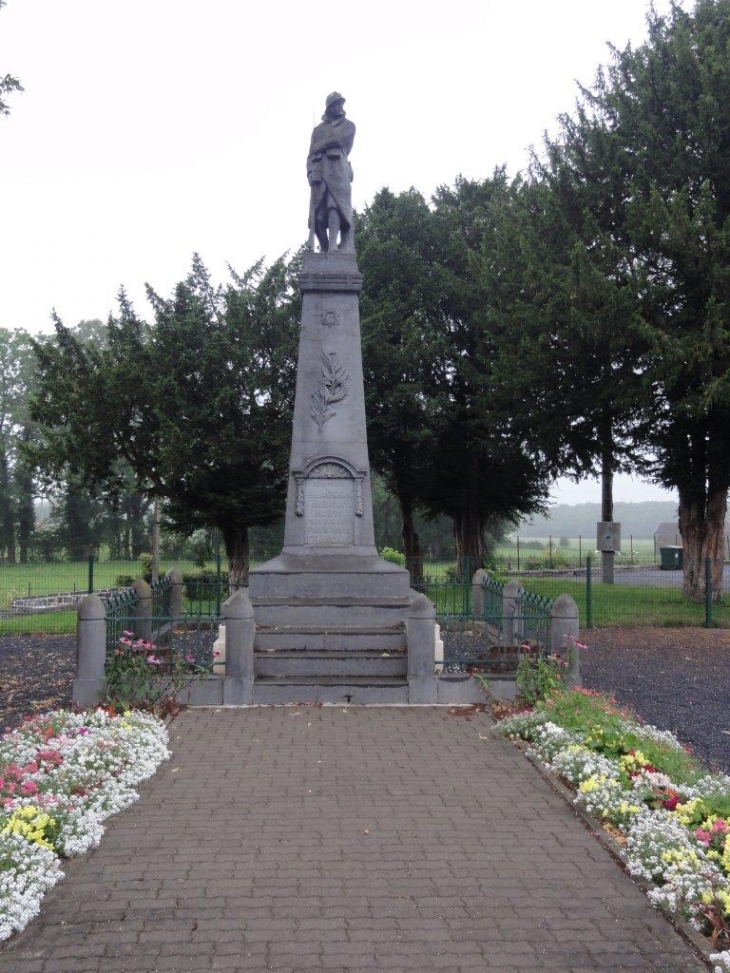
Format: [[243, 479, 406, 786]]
[[245, 92, 438, 704]]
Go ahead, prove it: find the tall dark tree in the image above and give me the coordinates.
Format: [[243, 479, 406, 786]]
[[479, 174, 652, 581], [358, 188, 452, 574], [538, 0, 730, 600], [359, 181, 549, 572], [30, 255, 299, 585], [428, 175, 550, 568]]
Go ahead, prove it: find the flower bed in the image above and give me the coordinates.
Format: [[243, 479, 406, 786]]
[[0, 708, 169, 941], [496, 688, 730, 971]]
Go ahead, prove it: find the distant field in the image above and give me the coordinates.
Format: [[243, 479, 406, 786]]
[[494, 536, 657, 568]]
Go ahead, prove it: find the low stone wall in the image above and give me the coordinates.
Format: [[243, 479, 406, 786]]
[[10, 588, 126, 615]]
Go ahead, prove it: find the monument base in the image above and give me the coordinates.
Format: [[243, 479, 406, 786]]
[[249, 553, 420, 701], [240, 245, 437, 703]]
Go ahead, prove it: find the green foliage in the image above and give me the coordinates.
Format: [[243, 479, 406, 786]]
[[358, 181, 550, 568], [379, 546, 405, 566], [104, 632, 210, 712], [515, 653, 564, 706], [536, 690, 706, 786], [139, 553, 153, 584], [182, 572, 220, 602], [29, 254, 300, 584], [532, 0, 730, 599]]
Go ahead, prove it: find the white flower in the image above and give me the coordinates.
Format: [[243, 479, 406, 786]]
[[0, 708, 170, 941]]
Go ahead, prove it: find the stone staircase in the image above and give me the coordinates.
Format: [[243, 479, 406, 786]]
[[247, 555, 415, 703]]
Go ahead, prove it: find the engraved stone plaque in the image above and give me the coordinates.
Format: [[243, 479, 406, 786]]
[[304, 479, 354, 546]]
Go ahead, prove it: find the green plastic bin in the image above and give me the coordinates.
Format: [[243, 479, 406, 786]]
[[659, 546, 683, 570]]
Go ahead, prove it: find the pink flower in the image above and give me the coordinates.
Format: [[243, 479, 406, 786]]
[[711, 820, 729, 835], [38, 749, 63, 766], [214, 651, 221, 658], [122, 630, 135, 637], [146, 655, 163, 666], [20, 781, 38, 796], [695, 827, 712, 846], [185, 654, 196, 664], [78, 727, 89, 736], [663, 794, 680, 811]]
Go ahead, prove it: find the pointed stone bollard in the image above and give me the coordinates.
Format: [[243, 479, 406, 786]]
[[407, 593, 438, 703], [502, 580, 525, 645], [131, 579, 152, 642], [73, 593, 107, 706], [471, 569, 488, 618], [223, 589, 254, 705], [550, 593, 581, 688], [166, 568, 183, 618]]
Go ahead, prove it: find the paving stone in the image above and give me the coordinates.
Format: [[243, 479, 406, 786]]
[[0, 707, 710, 972]]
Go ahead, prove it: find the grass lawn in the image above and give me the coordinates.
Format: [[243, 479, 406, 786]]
[[513, 574, 729, 627]]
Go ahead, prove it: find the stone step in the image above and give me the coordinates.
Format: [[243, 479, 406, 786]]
[[252, 676, 409, 705], [249, 558, 412, 601], [251, 596, 410, 628], [255, 626, 405, 652], [255, 650, 407, 678]]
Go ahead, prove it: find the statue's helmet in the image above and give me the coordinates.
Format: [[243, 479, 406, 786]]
[[325, 91, 345, 109]]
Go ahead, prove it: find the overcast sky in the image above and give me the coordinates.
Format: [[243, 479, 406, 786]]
[[0, 0, 680, 509]]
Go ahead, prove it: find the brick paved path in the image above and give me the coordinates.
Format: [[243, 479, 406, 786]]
[[0, 707, 708, 973]]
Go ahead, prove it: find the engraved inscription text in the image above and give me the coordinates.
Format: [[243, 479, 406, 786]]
[[305, 480, 354, 546]]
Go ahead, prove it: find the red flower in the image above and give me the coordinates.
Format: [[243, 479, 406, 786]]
[[663, 793, 680, 811]]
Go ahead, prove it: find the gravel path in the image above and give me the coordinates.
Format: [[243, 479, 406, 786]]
[[2, 628, 729, 773]]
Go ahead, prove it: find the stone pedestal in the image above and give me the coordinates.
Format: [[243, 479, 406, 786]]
[[249, 251, 434, 703]]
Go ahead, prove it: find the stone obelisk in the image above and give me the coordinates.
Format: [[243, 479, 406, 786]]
[[248, 93, 436, 703]]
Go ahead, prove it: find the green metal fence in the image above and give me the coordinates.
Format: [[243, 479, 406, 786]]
[[1, 549, 729, 636], [510, 555, 726, 629]]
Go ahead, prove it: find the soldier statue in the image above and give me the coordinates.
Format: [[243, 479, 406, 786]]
[[307, 92, 356, 252]]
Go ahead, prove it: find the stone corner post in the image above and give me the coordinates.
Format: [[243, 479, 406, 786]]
[[73, 593, 107, 706], [165, 568, 183, 618], [131, 578, 152, 642], [471, 568, 488, 618], [550, 593, 581, 688], [223, 589, 254, 705], [502, 579, 525, 645], [406, 593, 438, 704]]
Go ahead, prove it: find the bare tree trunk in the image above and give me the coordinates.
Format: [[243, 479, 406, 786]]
[[223, 525, 250, 589], [453, 504, 485, 581], [679, 486, 727, 603], [15, 428, 34, 564], [400, 496, 423, 580], [0, 446, 16, 563]]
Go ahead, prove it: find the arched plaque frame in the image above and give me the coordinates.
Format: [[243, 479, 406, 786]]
[[293, 456, 365, 519]]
